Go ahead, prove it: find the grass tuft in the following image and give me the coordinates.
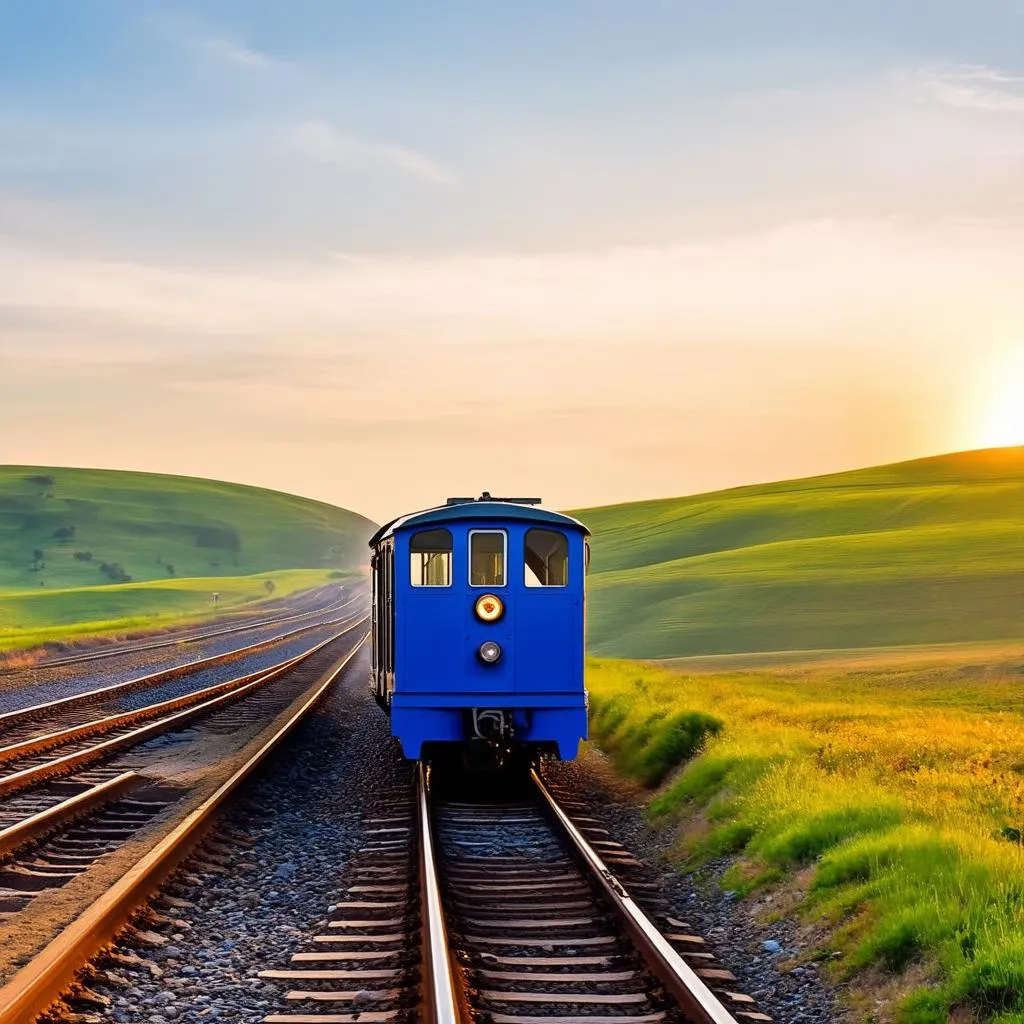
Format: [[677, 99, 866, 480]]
[[589, 686, 722, 787]]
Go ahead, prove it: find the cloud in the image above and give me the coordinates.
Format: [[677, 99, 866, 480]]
[[2, 215, 1023, 361], [293, 119, 456, 185], [194, 34, 277, 70], [0, 212, 1017, 518], [913, 64, 1024, 113], [153, 12, 279, 72]]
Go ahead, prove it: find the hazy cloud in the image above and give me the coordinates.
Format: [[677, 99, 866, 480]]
[[293, 119, 457, 185], [914, 64, 1024, 113], [154, 11, 280, 72], [194, 35, 277, 70], [2, 217, 1023, 352]]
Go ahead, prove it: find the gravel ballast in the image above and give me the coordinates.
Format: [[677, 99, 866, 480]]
[[87, 647, 409, 1024], [72, 674, 840, 1024]]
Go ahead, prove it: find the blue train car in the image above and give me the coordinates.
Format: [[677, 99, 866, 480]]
[[369, 494, 590, 764]]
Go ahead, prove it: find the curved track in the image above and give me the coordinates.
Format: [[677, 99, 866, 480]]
[[0, 585, 352, 673], [0, 634, 369, 1022]]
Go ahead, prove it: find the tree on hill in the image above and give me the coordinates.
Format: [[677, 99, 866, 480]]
[[74, 551, 93, 562], [25, 474, 54, 488], [31, 549, 44, 570], [166, 564, 175, 575], [53, 525, 76, 541], [264, 579, 276, 595], [99, 562, 132, 583]]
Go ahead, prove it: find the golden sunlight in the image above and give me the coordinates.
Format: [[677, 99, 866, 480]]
[[978, 348, 1024, 448]]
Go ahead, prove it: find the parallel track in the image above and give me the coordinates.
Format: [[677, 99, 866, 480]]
[[0, 585, 352, 673], [0, 621, 365, 803], [0, 594, 362, 743], [0, 635, 369, 1023], [0, 659, 767, 1024], [0, 608, 368, 884]]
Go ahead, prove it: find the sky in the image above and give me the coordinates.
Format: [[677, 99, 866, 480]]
[[1, 1, 1023, 522]]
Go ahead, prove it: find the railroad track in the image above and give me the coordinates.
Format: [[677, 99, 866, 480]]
[[0, 633, 370, 1023], [0, 584, 355, 674], [0, 670, 767, 1024], [429, 770, 763, 1024], [258, 765, 768, 1024], [0, 595, 363, 744], [0, 617, 366, 932], [0, 621, 365, 801]]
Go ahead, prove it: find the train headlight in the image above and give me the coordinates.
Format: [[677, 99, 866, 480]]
[[474, 593, 504, 622], [478, 640, 502, 664]]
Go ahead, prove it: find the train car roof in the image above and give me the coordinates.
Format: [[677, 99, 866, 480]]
[[369, 499, 589, 546]]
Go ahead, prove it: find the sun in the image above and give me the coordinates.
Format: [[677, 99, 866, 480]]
[[978, 349, 1024, 448]]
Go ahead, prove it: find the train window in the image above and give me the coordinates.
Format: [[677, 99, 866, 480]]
[[410, 529, 453, 587], [469, 530, 506, 586], [524, 529, 569, 586]]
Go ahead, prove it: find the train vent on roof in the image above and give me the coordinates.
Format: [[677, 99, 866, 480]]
[[446, 492, 543, 506]]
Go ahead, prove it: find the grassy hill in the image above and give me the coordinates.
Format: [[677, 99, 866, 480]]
[[0, 465, 375, 652], [0, 465, 375, 590], [575, 447, 1024, 658]]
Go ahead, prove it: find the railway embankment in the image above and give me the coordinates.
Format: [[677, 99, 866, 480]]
[[584, 648, 1024, 1023]]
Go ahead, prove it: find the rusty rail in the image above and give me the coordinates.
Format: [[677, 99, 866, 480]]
[[0, 633, 368, 1024], [0, 619, 367, 799], [0, 599, 362, 736], [0, 771, 141, 860], [532, 768, 743, 1024]]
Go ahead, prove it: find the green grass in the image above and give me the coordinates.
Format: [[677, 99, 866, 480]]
[[0, 568, 348, 653], [0, 464, 375, 654], [587, 651, 1024, 1022], [0, 464, 375, 590], [572, 447, 1024, 658]]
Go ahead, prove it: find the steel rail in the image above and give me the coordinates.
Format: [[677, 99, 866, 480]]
[[0, 633, 369, 1024], [0, 616, 366, 768], [0, 618, 368, 800], [417, 762, 465, 1024], [0, 770, 140, 859], [0, 600, 365, 736], [531, 768, 742, 1024], [0, 587, 358, 673]]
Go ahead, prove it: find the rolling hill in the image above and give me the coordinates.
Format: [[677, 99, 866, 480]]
[[0, 465, 374, 590], [0, 466, 376, 652], [574, 447, 1024, 658]]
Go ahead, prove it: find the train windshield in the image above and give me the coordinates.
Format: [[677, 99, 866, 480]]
[[410, 528, 453, 586], [469, 530, 506, 586], [524, 529, 568, 586]]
